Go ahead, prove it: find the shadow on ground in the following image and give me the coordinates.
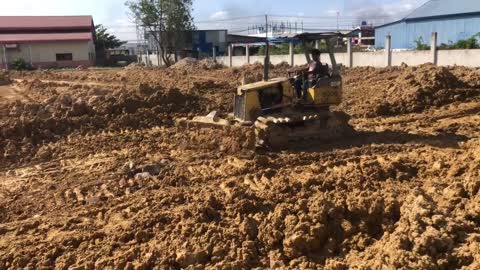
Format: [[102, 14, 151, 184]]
[[283, 129, 470, 153]]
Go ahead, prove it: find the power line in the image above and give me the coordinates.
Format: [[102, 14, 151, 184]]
[[193, 15, 264, 23], [269, 14, 391, 19]]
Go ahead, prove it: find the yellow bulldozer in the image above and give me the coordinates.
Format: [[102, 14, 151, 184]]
[[177, 32, 353, 149]]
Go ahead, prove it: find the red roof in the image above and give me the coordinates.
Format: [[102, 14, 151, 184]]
[[0, 32, 92, 43], [0, 16, 93, 30]]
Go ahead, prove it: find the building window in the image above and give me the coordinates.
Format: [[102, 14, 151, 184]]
[[56, 53, 73, 61]]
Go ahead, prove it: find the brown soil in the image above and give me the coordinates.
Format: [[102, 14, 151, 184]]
[[0, 64, 479, 269], [341, 64, 480, 117]]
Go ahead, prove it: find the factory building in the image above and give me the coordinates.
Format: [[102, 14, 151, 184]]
[[146, 30, 228, 58], [0, 16, 96, 69], [375, 0, 480, 49]]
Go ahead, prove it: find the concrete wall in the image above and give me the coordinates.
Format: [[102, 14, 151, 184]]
[[0, 41, 94, 69], [437, 49, 480, 66], [214, 49, 480, 68], [138, 33, 480, 69], [391, 50, 431, 66], [352, 51, 385, 67]]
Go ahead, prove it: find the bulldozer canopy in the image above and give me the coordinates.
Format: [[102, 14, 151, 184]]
[[293, 32, 344, 42]]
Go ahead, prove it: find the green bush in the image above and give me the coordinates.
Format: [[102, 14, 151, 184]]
[[449, 33, 480, 49], [414, 37, 430, 50], [436, 33, 480, 50], [11, 58, 32, 71]]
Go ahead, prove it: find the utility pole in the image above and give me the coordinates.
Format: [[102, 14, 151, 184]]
[[337, 11, 340, 32], [264, 14, 269, 81], [2, 45, 8, 71]]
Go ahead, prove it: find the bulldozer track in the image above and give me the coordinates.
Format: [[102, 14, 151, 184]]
[[255, 111, 353, 149]]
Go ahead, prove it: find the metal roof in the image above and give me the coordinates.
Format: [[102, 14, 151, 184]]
[[227, 34, 267, 44], [0, 16, 93, 31], [405, 0, 480, 20], [0, 32, 92, 44]]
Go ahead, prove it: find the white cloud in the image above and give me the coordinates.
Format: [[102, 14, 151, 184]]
[[209, 11, 229, 20], [325, 10, 339, 16]]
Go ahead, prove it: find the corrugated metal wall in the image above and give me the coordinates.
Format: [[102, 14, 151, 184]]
[[375, 15, 480, 49]]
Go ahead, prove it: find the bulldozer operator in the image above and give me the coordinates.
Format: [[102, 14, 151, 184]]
[[308, 49, 329, 84], [293, 48, 330, 99]]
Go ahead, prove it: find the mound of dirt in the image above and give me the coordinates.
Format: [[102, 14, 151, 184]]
[[275, 61, 291, 69], [342, 64, 480, 117], [198, 58, 223, 70], [124, 62, 145, 70], [0, 81, 199, 164], [170, 57, 199, 71], [170, 57, 224, 72]]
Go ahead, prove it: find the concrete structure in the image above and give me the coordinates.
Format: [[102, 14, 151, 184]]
[[375, 0, 480, 49], [0, 16, 96, 69], [146, 30, 228, 58], [215, 49, 480, 68], [213, 33, 480, 68]]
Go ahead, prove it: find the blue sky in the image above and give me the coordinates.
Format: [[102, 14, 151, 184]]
[[0, 0, 429, 41]]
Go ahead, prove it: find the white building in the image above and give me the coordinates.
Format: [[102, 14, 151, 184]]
[[0, 16, 96, 69]]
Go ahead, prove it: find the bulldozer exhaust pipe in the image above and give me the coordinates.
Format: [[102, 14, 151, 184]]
[[264, 14, 269, 82], [264, 54, 269, 81]]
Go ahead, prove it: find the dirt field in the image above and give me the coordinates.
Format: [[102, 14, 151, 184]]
[[1, 62, 480, 269]]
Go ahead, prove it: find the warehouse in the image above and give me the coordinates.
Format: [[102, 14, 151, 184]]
[[375, 0, 480, 49], [0, 16, 96, 69]]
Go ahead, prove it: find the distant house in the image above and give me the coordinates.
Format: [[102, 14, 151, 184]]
[[0, 16, 96, 69], [375, 0, 480, 49]]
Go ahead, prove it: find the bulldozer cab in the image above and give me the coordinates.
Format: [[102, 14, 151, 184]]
[[295, 32, 342, 76], [293, 33, 343, 106]]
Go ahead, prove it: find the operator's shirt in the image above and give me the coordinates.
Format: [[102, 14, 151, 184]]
[[308, 60, 322, 81]]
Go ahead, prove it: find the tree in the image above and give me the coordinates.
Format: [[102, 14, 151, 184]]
[[126, 0, 195, 66], [95, 24, 126, 50], [95, 25, 126, 66]]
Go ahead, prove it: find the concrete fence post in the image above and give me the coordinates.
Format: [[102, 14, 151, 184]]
[[431, 32, 438, 65], [289, 41, 294, 66], [28, 44, 33, 66], [385, 35, 392, 67], [3, 45, 7, 71], [228, 44, 233, 68], [212, 46, 216, 62], [146, 49, 150, 67], [246, 44, 250, 64], [158, 48, 164, 66], [315, 40, 320, 50], [347, 38, 353, 68]]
